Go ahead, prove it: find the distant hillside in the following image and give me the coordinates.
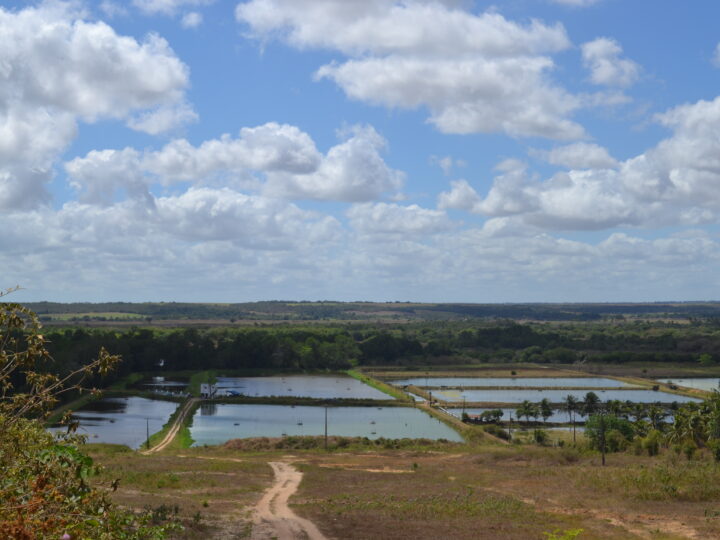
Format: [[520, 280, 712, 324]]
[[21, 300, 720, 323]]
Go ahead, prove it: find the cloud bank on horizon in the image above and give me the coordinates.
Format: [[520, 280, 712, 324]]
[[3, 0, 720, 303]]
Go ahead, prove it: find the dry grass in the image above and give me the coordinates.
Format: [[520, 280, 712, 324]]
[[369, 366, 587, 379], [86, 438, 720, 539]]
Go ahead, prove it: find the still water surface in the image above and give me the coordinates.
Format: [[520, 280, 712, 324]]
[[657, 378, 720, 392], [215, 375, 389, 399], [434, 388, 700, 403], [190, 404, 462, 445], [52, 397, 178, 449], [448, 408, 574, 423], [389, 377, 629, 388]]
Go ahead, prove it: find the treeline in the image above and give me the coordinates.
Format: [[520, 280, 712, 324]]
[[37, 320, 720, 389], [25, 300, 720, 322]]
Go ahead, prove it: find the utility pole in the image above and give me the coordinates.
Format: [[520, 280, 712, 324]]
[[146, 418, 150, 450], [599, 412, 606, 466], [462, 396, 466, 417], [324, 405, 328, 451]]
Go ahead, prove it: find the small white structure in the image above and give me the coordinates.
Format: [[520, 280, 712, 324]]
[[200, 383, 217, 398]]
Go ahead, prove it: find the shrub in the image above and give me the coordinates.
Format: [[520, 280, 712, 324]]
[[584, 414, 634, 452], [708, 440, 720, 462], [533, 429, 548, 445], [683, 441, 697, 460], [642, 429, 662, 457], [483, 424, 510, 441], [0, 298, 179, 539], [606, 429, 630, 452]]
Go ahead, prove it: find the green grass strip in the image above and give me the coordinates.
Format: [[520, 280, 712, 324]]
[[145, 398, 198, 451], [347, 369, 412, 402]]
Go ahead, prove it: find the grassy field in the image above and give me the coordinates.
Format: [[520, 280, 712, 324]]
[[46, 311, 145, 320], [367, 365, 590, 380], [88, 436, 720, 539]]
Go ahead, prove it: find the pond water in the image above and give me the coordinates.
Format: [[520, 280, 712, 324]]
[[214, 375, 389, 400], [51, 397, 178, 449], [448, 408, 574, 423], [432, 388, 700, 403], [189, 404, 462, 445], [388, 377, 629, 388], [135, 376, 188, 395], [658, 378, 720, 392]]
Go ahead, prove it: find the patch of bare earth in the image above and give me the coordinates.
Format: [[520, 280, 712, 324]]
[[251, 462, 328, 540]]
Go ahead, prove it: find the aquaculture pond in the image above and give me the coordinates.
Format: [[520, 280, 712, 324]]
[[189, 404, 462, 445], [388, 377, 629, 388], [433, 388, 701, 404], [51, 396, 178, 449], [214, 375, 389, 400], [658, 378, 720, 392], [448, 408, 573, 423], [134, 376, 188, 395]]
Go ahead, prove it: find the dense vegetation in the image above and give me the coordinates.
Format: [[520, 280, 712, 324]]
[[36, 319, 720, 392], [25, 300, 720, 322], [0, 298, 178, 538]]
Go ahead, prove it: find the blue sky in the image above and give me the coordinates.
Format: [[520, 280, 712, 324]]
[[3, 0, 720, 303]]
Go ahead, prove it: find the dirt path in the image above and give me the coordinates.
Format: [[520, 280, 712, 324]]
[[141, 398, 198, 455], [251, 461, 327, 540]]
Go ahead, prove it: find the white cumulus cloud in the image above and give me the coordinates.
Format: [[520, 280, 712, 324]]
[[66, 123, 403, 204], [237, 0, 584, 139], [582, 37, 640, 87], [0, 2, 192, 210], [544, 142, 618, 169], [181, 11, 203, 27], [347, 202, 452, 236], [133, 0, 214, 16], [440, 95, 720, 231]]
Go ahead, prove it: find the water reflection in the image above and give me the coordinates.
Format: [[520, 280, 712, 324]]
[[50, 397, 178, 449], [435, 388, 700, 403], [657, 378, 720, 392], [214, 375, 389, 400], [189, 404, 462, 445], [200, 402, 218, 416], [388, 377, 629, 388]]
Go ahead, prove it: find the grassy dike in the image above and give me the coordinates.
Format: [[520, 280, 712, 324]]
[[347, 369, 412, 402], [145, 398, 199, 451]]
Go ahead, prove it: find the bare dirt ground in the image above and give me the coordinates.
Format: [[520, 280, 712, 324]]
[[251, 461, 327, 540]]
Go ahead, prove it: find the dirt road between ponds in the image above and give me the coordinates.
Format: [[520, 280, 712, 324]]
[[252, 461, 327, 540], [141, 398, 198, 455]]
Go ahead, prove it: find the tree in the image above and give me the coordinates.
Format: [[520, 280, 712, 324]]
[[585, 414, 634, 460], [563, 395, 579, 444], [583, 391, 601, 416], [516, 400, 539, 427], [539, 398, 553, 424], [0, 293, 178, 538]]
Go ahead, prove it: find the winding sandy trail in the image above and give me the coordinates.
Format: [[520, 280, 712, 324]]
[[252, 461, 327, 540], [141, 398, 198, 455]]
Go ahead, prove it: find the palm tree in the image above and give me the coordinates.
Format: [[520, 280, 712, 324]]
[[583, 391, 601, 417], [516, 400, 538, 428], [647, 404, 667, 431], [539, 398, 553, 425], [563, 394, 579, 443]]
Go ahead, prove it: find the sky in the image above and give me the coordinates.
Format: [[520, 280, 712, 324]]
[[3, 0, 720, 303]]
